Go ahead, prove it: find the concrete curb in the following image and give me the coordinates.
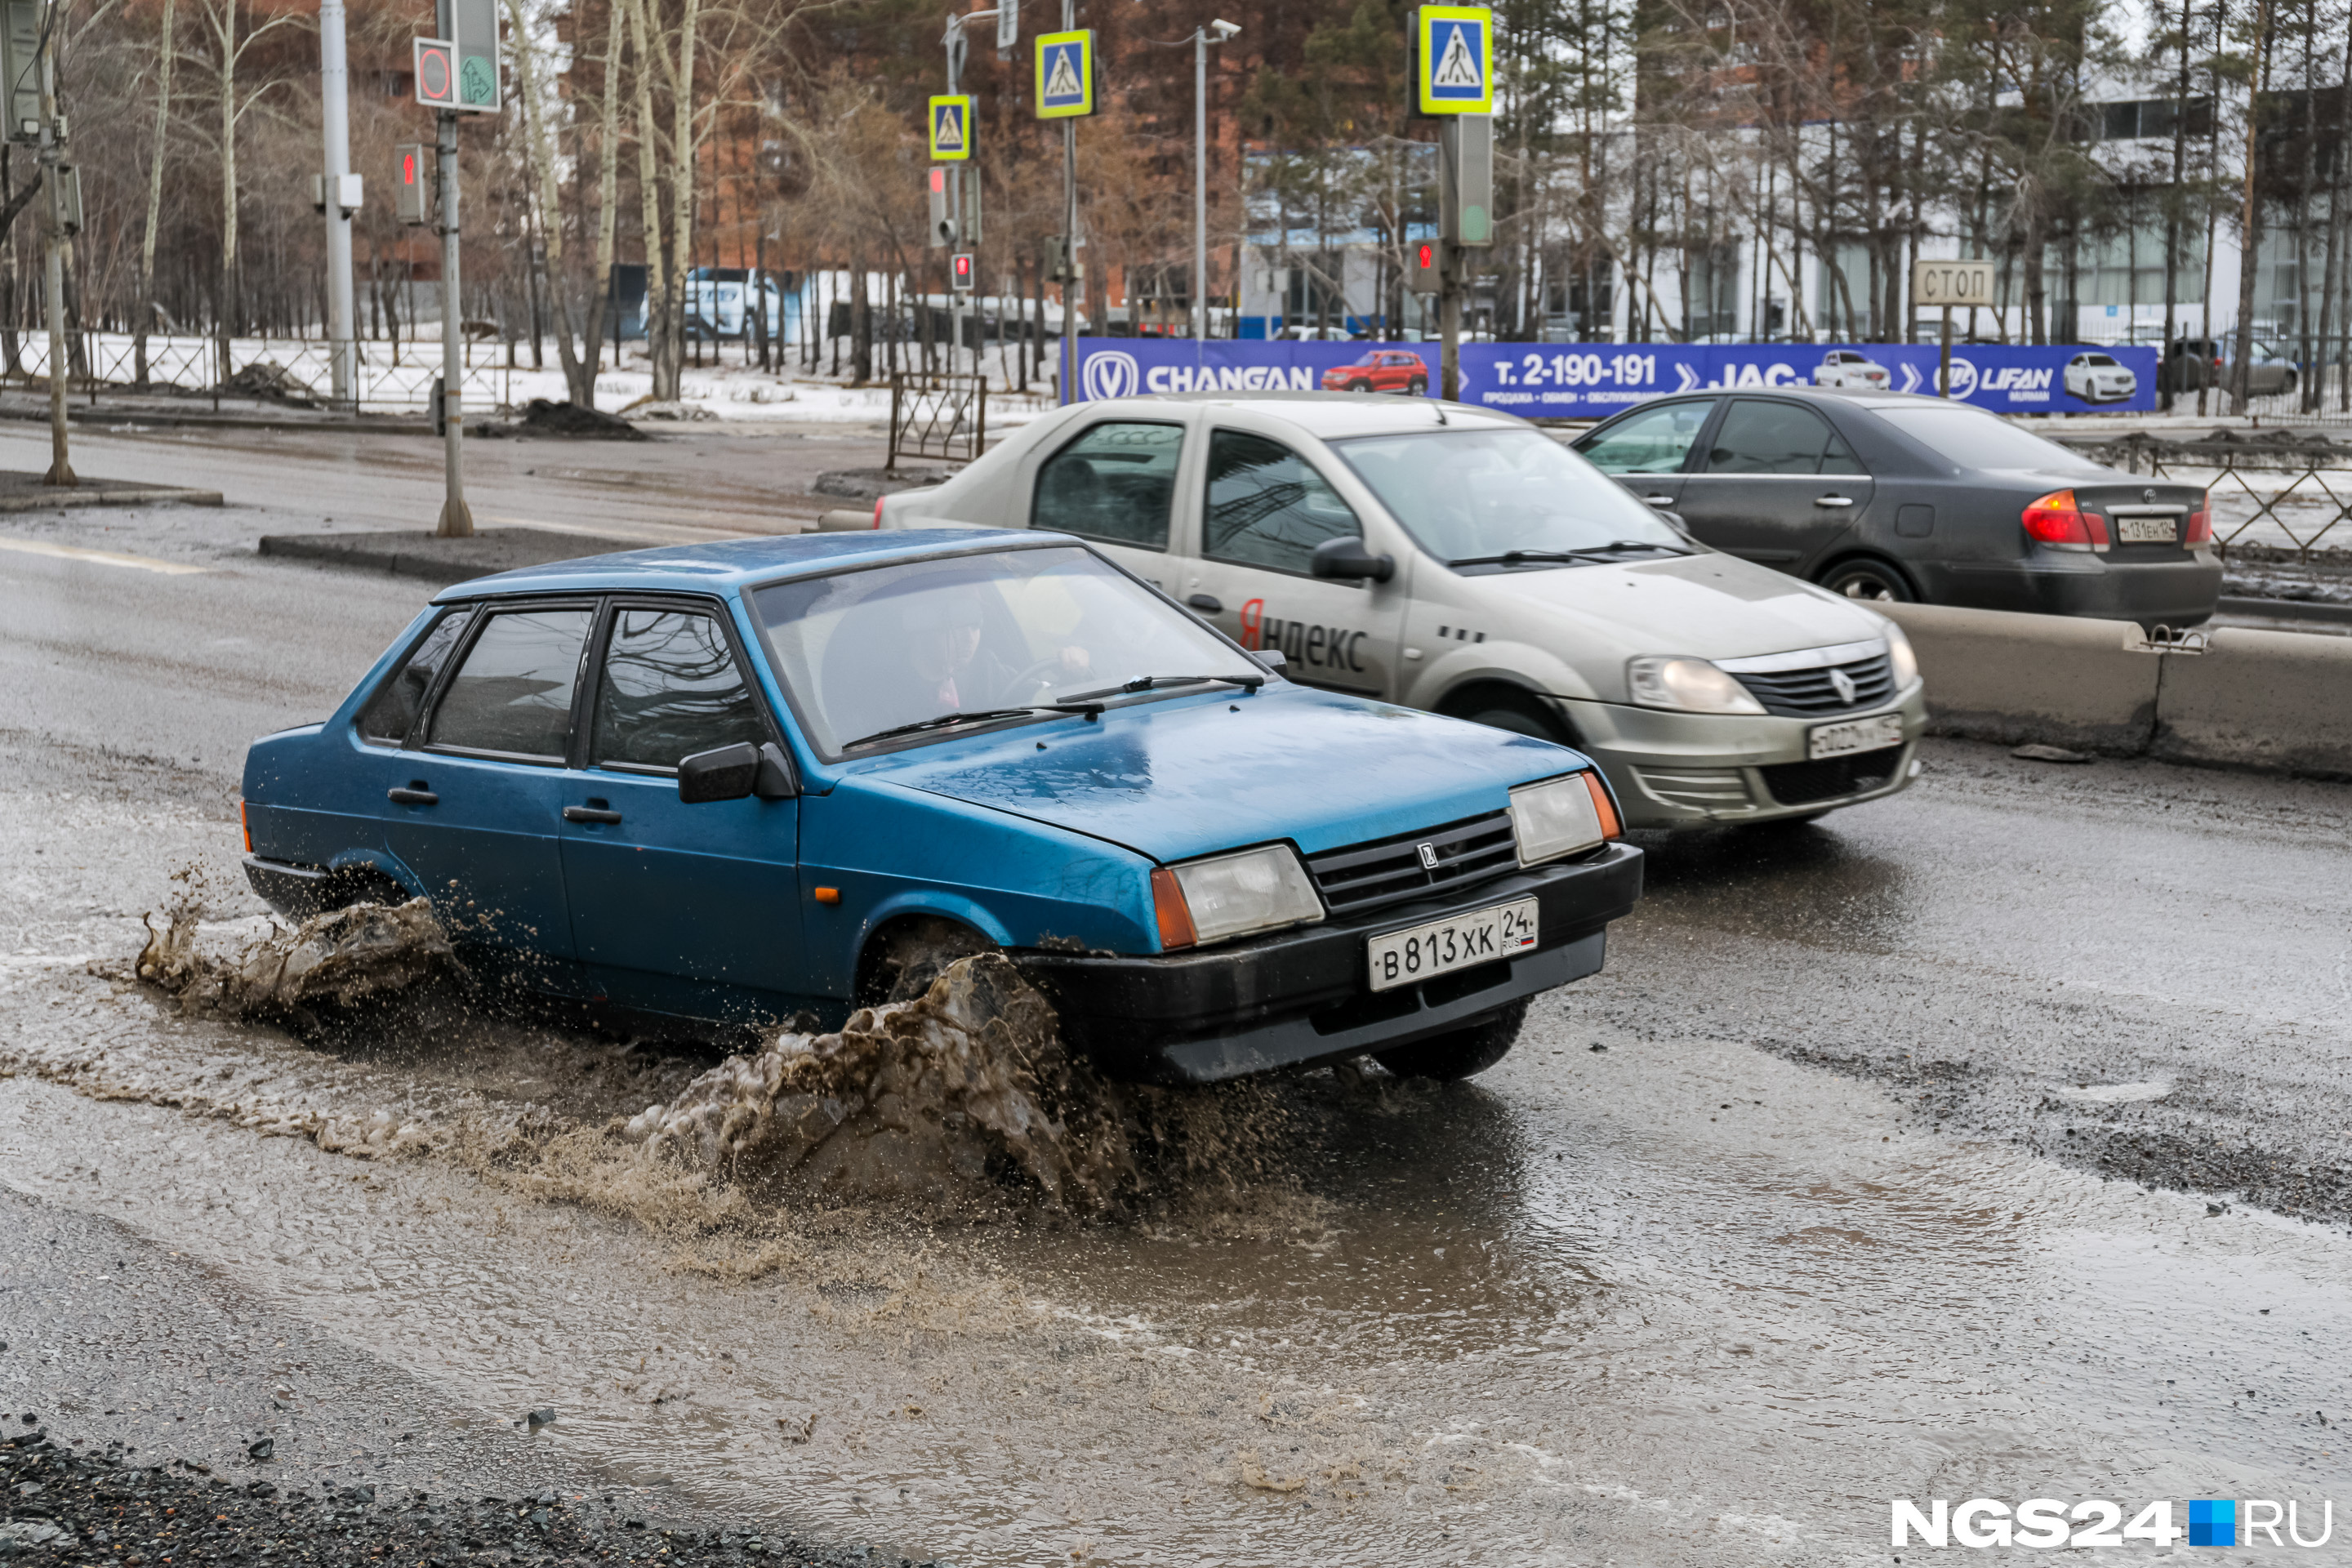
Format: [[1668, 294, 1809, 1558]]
[[1881, 601, 2352, 780], [0, 479, 221, 512]]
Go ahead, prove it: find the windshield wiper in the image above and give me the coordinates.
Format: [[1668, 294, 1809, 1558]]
[[1448, 541, 1687, 568], [840, 704, 1102, 751], [1057, 672, 1265, 702]]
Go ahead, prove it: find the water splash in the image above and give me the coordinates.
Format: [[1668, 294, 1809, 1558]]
[[136, 897, 462, 1026]]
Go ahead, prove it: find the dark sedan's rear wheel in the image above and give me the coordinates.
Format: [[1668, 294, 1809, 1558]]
[[1372, 1000, 1528, 1081], [1819, 558, 1915, 603]]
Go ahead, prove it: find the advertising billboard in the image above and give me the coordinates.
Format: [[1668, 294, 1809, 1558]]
[[1064, 339, 2158, 416]]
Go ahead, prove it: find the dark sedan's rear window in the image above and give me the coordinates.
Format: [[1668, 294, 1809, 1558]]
[[1871, 405, 2105, 473]]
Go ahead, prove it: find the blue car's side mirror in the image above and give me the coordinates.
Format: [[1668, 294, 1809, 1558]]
[[680, 742, 797, 804]]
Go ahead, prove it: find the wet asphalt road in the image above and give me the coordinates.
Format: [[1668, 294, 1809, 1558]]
[[3, 432, 2351, 1565]]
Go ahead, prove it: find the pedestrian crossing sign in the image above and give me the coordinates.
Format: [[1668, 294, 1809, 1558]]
[[1036, 29, 1095, 118], [929, 95, 972, 161], [1415, 6, 1493, 115]]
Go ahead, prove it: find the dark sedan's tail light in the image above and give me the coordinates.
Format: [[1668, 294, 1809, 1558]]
[[2022, 489, 2109, 550], [2184, 491, 2213, 546]]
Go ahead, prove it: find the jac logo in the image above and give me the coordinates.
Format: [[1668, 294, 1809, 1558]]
[[1080, 350, 1141, 401]]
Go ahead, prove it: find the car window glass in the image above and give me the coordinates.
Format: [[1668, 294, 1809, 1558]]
[[1705, 401, 1853, 475], [429, 606, 593, 759], [1575, 400, 1714, 474], [1031, 421, 1182, 550], [751, 546, 1259, 756], [358, 608, 471, 744], [592, 608, 768, 769], [1335, 427, 1686, 562], [1203, 430, 1364, 573], [1869, 405, 2105, 472]]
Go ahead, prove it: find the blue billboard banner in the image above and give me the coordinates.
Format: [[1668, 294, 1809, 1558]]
[[1065, 338, 2159, 416]]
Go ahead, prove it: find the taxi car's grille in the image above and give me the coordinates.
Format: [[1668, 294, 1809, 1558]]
[[1759, 746, 1904, 806], [1731, 652, 1895, 717], [1303, 809, 1519, 916]]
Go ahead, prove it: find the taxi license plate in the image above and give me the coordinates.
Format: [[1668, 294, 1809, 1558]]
[[1367, 898, 1538, 992], [1807, 712, 1904, 760], [2118, 515, 2176, 544]]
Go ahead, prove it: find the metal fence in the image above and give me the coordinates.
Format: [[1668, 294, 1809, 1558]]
[[2074, 432, 2351, 559], [1, 331, 513, 413], [888, 372, 987, 469]]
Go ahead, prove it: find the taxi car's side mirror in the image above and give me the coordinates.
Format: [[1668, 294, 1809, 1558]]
[[679, 742, 799, 804], [1311, 536, 1395, 584]]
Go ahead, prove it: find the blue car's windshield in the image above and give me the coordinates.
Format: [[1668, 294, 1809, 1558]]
[[751, 546, 1261, 755]]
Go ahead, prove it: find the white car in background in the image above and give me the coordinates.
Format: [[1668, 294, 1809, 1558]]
[[2064, 351, 2138, 403], [875, 392, 1929, 830], [1813, 350, 1890, 389]]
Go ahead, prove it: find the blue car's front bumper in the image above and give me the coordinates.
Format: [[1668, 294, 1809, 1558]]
[[1016, 843, 1642, 1084]]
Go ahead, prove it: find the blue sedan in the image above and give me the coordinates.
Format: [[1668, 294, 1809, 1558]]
[[239, 530, 1642, 1083]]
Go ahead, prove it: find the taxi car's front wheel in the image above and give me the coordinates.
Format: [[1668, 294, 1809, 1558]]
[[1371, 999, 1527, 1081]]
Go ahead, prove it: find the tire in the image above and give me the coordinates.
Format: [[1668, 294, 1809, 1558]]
[[1444, 688, 1575, 747], [1348, 379, 1373, 393], [1818, 558, 1915, 603], [860, 916, 999, 1004], [1406, 376, 1428, 396], [1373, 1000, 1527, 1081]]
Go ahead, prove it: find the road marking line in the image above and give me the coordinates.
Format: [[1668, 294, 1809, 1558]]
[[0, 537, 207, 574]]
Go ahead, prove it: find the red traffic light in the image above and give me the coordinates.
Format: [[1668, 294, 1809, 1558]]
[[414, 38, 459, 109], [401, 150, 418, 186], [951, 252, 974, 290], [929, 167, 947, 194], [1418, 243, 1434, 268]]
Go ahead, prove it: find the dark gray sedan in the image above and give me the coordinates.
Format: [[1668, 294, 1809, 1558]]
[[1570, 387, 2221, 627]]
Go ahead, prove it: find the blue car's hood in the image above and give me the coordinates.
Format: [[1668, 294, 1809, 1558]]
[[838, 684, 1578, 863]]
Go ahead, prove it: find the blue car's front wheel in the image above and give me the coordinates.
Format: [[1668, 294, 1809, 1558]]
[[1370, 998, 1527, 1081]]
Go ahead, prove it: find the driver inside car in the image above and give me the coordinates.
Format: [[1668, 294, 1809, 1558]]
[[902, 587, 1091, 713]]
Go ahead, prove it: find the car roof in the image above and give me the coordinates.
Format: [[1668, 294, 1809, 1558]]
[[1079, 390, 1524, 439], [431, 527, 1053, 602]]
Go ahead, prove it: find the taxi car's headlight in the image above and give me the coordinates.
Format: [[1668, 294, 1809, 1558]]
[[1510, 773, 1619, 866], [1625, 655, 1767, 715], [1883, 622, 1920, 690], [1151, 845, 1325, 951]]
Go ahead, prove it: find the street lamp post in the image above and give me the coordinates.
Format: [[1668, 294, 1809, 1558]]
[[1193, 20, 1237, 342]]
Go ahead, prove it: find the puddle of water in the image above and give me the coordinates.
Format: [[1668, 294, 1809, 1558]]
[[6, 962, 2350, 1566]]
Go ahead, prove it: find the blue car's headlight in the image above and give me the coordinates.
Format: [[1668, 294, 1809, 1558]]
[[1510, 773, 1614, 866], [1152, 845, 1325, 950]]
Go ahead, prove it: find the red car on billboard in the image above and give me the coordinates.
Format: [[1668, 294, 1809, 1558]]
[[1321, 349, 1431, 395]]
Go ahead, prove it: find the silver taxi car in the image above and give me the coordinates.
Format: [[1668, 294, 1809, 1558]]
[[876, 392, 1928, 829]]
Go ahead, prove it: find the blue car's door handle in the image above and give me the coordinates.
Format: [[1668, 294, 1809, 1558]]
[[387, 786, 438, 805], [563, 804, 623, 825]]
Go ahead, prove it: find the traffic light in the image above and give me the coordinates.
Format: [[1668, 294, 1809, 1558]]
[[928, 167, 953, 249], [1439, 113, 1494, 247], [413, 38, 460, 109], [1409, 239, 1442, 295], [0, 0, 40, 145], [951, 252, 974, 292], [394, 144, 430, 225]]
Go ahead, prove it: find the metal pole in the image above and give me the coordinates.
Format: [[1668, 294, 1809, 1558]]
[[1940, 305, 1953, 399], [1438, 118, 1459, 403], [319, 0, 357, 408], [436, 108, 472, 537], [1194, 28, 1206, 344], [38, 31, 70, 487], [1058, 0, 1075, 404]]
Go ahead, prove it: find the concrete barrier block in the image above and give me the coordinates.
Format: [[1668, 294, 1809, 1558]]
[[2153, 626, 2352, 778], [1879, 601, 2160, 753]]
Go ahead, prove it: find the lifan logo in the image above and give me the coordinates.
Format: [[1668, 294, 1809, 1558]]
[[1893, 1498, 2334, 1548]]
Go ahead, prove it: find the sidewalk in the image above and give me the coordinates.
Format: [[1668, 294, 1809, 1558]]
[[0, 468, 220, 511]]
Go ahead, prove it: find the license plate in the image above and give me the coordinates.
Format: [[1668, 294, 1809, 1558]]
[[1366, 898, 1538, 992], [2118, 515, 2176, 544], [1807, 712, 1904, 760]]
